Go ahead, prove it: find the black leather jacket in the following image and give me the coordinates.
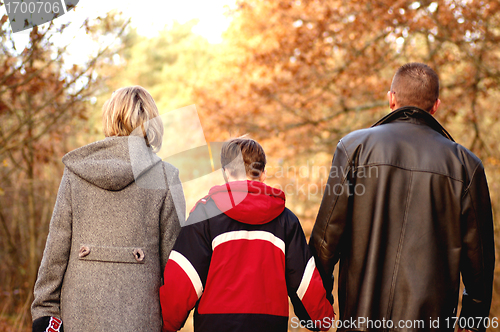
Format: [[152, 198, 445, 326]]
[[310, 107, 495, 331]]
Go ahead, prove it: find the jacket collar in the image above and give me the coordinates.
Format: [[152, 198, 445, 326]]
[[371, 106, 455, 142], [190, 180, 286, 225]]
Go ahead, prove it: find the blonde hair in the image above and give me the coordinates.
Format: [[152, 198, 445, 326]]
[[102, 86, 163, 151]]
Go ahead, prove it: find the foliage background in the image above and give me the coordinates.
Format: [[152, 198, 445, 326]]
[[0, 0, 499, 331]]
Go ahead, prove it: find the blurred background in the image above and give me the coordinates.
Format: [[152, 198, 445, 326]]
[[0, 0, 499, 331]]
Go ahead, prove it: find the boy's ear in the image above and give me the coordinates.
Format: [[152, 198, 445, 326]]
[[259, 169, 267, 182], [222, 167, 229, 183]]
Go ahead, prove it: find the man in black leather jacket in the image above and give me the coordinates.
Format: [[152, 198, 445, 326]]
[[310, 63, 495, 332]]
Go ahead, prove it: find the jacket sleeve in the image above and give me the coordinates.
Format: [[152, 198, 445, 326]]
[[160, 167, 185, 271], [31, 168, 73, 322], [286, 212, 335, 331], [159, 207, 211, 332], [309, 140, 352, 297], [459, 161, 495, 332]]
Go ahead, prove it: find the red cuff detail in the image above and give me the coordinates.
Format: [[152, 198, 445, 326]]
[[160, 260, 199, 331], [301, 269, 335, 331]]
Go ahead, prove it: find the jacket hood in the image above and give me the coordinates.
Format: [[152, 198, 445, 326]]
[[372, 106, 455, 142], [62, 136, 162, 191], [192, 180, 286, 225]]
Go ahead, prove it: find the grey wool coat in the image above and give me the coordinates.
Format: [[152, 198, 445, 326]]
[[31, 136, 185, 332]]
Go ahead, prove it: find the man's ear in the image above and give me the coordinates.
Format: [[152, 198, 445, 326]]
[[387, 91, 397, 110], [430, 99, 441, 115]]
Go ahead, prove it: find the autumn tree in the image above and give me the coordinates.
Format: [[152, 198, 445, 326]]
[[197, 0, 500, 154], [0, 10, 130, 325], [193, 0, 500, 326]]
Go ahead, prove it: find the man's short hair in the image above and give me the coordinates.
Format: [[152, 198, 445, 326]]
[[221, 137, 266, 180], [102, 86, 163, 151], [390, 63, 439, 112]]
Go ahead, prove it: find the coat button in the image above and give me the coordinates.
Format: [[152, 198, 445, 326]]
[[133, 248, 145, 262], [79, 246, 90, 258]]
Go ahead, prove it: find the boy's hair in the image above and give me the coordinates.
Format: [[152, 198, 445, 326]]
[[221, 137, 266, 180], [390, 62, 439, 112], [102, 86, 163, 151]]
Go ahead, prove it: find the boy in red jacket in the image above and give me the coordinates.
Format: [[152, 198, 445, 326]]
[[160, 138, 334, 332]]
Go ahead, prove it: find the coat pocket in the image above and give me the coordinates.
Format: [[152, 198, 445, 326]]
[[78, 245, 146, 264]]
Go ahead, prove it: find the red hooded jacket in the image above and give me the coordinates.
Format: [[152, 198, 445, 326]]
[[160, 181, 334, 332]]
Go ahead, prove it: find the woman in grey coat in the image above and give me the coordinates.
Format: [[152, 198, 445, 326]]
[[31, 86, 185, 332]]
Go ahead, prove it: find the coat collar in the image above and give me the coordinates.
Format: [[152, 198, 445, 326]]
[[371, 106, 455, 142]]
